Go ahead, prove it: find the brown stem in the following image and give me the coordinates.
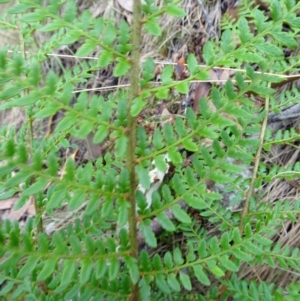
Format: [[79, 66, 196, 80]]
[[17, 7, 43, 234], [126, 0, 142, 300]]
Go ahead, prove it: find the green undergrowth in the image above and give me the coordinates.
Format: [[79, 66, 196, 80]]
[[0, 0, 300, 300]]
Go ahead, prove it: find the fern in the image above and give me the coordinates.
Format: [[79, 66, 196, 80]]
[[0, 0, 299, 300]]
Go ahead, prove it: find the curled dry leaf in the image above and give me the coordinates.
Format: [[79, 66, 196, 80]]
[[60, 150, 78, 179], [160, 107, 174, 127], [154, 64, 163, 81], [138, 154, 171, 209], [173, 53, 189, 80], [176, 57, 189, 80]]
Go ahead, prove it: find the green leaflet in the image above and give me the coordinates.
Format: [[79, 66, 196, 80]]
[[21, 11, 46, 22], [131, 97, 146, 117], [76, 40, 97, 57], [157, 212, 176, 231], [173, 247, 184, 265], [21, 178, 49, 196], [141, 224, 157, 248], [165, 4, 186, 17], [98, 50, 113, 67], [46, 184, 68, 210], [179, 272, 192, 291], [115, 135, 128, 158], [109, 258, 120, 281], [68, 189, 86, 210], [37, 257, 58, 281], [145, 19, 161, 36], [124, 256, 140, 285], [206, 260, 225, 277], [39, 20, 66, 32], [155, 274, 170, 294], [114, 58, 131, 77], [8, 3, 33, 13], [175, 81, 189, 94], [167, 273, 181, 292], [59, 260, 77, 288], [171, 205, 191, 224], [154, 154, 169, 172], [93, 125, 109, 144], [193, 265, 211, 286], [80, 259, 93, 284]]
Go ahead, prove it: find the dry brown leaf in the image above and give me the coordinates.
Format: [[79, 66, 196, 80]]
[[219, 69, 231, 82], [193, 82, 211, 113], [86, 132, 105, 159], [193, 67, 241, 129], [176, 57, 188, 80], [0, 198, 16, 210], [225, 7, 239, 21], [5, 198, 31, 221], [160, 107, 174, 127], [27, 201, 36, 216], [208, 69, 220, 81], [207, 68, 233, 83]]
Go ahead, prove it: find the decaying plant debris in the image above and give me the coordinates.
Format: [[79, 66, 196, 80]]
[[0, 0, 300, 294]]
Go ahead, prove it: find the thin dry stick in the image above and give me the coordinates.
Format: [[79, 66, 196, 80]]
[[71, 80, 252, 93], [7, 49, 298, 81], [268, 104, 300, 122], [218, 83, 271, 300], [240, 85, 270, 226]]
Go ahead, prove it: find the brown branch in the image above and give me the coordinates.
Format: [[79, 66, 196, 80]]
[[127, 0, 142, 300]]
